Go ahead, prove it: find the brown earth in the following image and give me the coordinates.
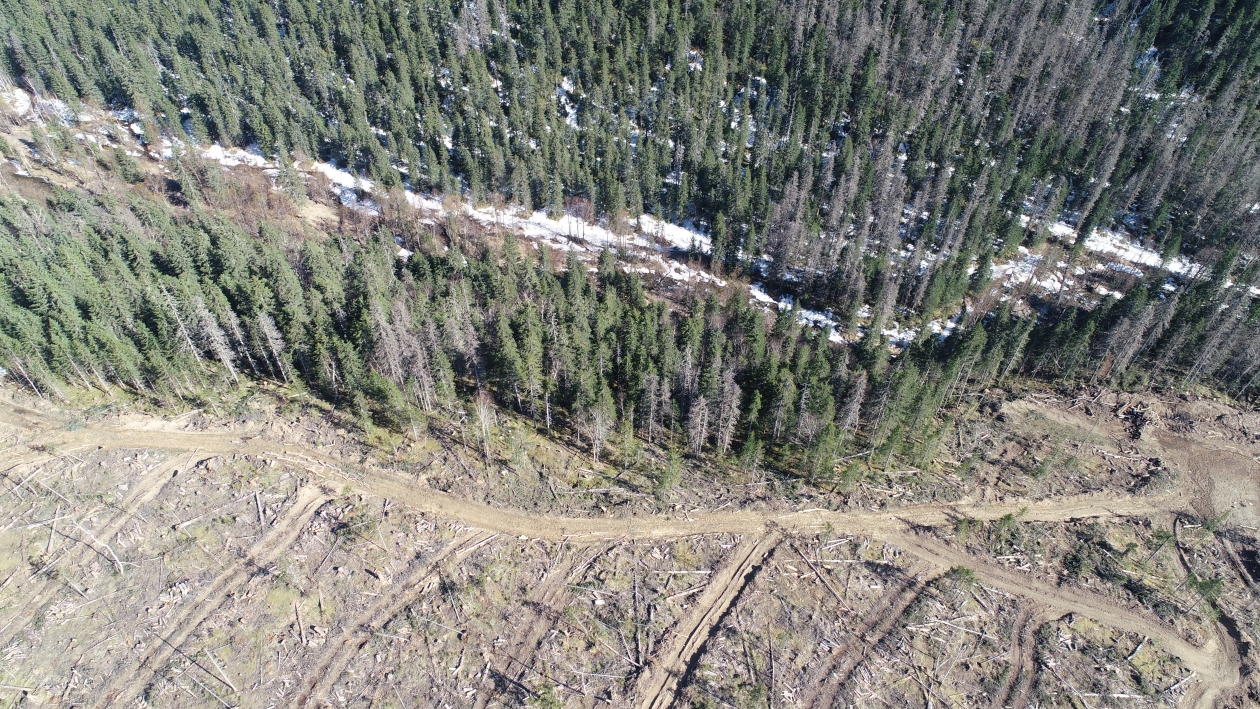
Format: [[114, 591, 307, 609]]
[[0, 388, 1256, 708]]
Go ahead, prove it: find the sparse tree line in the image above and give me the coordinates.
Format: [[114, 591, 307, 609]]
[[5, 187, 1260, 483], [2, 0, 1260, 331]]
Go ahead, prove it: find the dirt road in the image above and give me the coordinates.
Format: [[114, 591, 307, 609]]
[[895, 532, 1242, 709], [0, 403, 1243, 708], [1, 415, 1190, 540]]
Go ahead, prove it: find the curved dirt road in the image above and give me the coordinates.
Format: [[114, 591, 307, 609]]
[[895, 532, 1241, 709], [0, 404, 1242, 708], [4, 417, 1188, 540]]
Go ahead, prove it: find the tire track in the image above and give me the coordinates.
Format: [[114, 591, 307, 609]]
[[801, 570, 937, 708], [295, 529, 499, 708], [897, 531, 1241, 709], [472, 543, 577, 709], [632, 532, 780, 709], [4, 406, 1250, 707], [0, 452, 188, 646], [989, 604, 1045, 709], [93, 484, 330, 709]]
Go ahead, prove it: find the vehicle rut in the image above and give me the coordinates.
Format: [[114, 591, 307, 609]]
[[474, 543, 578, 708], [989, 604, 1046, 709], [632, 532, 780, 709], [94, 485, 330, 709], [2, 406, 1248, 709], [297, 530, 499, 707], [804, 571, 937, 708]]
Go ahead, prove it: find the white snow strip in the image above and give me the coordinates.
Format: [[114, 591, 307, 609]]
[[1, 89, 32, 117], [638, 215, 711, 253], [1082, 227, 1198, 276], [0, 97, 730, 293], [202, 143, 271, 168], [312, 161, 367, 189]]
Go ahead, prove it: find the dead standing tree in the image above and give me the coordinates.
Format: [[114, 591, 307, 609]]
[[575, 401, 615, 466], [474, 390, 495, 465]]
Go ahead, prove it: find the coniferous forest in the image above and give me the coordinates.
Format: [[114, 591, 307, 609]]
[[1, 0, 1260, 481]]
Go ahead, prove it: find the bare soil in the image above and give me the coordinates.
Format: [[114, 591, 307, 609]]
[[0, 384, 1257, 708]]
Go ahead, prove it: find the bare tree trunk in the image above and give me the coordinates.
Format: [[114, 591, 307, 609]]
[[258, 312, 289, 383], [159, 284, 203, 365], [474, 390, 495, 464], [687, 394, 710, 455], [195, 298, 238, 384]]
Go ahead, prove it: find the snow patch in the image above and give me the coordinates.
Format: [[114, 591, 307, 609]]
[[1082, 227, 1198, 276], [202, 143, 271, 168], [1, 89, 31, 117], [638, 215, 711, 253], [1048, 221, 1076, 239], [882, 323, 919, 348], [749, 284, 846, 343], [927, 311, 964, 341], [992, 248, 1040, 285], [312, 161, 367, 189], [404, 191, 444, 211]]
